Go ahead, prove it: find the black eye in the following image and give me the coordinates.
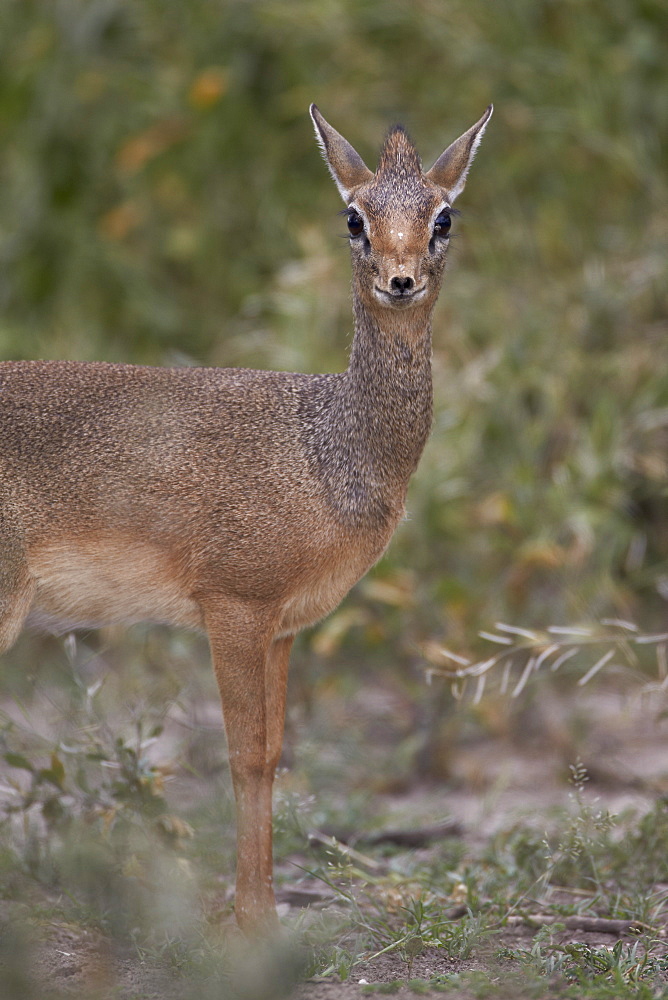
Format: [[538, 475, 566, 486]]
[[347, 211, 364, 238], [433, 209, 452, 238]]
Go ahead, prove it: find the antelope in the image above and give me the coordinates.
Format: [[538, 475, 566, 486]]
[[0, 104, 491, 931]]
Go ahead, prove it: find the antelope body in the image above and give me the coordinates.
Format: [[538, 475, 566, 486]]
[[0, 105, 491, 930]]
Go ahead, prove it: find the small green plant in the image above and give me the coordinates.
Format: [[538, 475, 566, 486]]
[[483, 759, 620, 908], [0, 713, 191, 876], [272, 773, 316, 854], [540, 759, 617, 897], [0, 668, 199, 958], [502, 936, 668, 989]]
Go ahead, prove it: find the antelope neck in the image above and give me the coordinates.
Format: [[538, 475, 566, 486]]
[[304, 289, 434, 526]]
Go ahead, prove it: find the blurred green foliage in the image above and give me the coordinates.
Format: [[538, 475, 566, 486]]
[[0, 0, 667, 676], [2, 8, 667, 992]]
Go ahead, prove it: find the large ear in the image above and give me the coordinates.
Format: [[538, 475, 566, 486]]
[[310, 104, 374, 203], [426, 105, 493, 202]]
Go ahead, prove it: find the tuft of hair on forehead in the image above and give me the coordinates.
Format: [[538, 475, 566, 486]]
[[375, 125, 423, 179]]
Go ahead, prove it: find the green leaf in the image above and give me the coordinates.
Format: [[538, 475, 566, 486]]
[[46, 753, 66, 789], [41, 796, 66, 825], [3, 752, 35, 772]]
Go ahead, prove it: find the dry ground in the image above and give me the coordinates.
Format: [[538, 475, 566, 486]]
[[1, 668, 667, 999]]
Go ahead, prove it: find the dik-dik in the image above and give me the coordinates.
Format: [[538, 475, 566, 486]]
[[0, 104, 491, 931]]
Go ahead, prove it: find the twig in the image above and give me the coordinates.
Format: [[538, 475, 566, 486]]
[[319, 819, 463, 849], [361, 820, 463, 848], [307, 829, 384, 871], [505, 913, 657, 936], [421, 620, 668, 702]]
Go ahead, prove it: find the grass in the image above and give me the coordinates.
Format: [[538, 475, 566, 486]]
[[1, 0, 667, 660], [298, 787, 668, 996], [1, 649, 667, 999]]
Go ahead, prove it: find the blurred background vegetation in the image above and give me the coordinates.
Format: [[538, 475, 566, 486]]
[[0, 0, 667, 775], [1, 2, 667, 993]]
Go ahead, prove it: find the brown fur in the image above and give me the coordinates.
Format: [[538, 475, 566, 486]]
[[0, 104, 491, 931]]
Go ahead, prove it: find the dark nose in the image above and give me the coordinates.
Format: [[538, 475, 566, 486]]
[[390, 276, 414, 294]]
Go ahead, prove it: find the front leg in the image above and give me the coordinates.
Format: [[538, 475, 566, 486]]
[[266, 634, 294, 776], [205, 603, 289, 932]]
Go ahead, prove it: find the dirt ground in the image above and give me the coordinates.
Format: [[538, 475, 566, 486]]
[[3, 682, 668, 999], [21, 919, 663, 1000]]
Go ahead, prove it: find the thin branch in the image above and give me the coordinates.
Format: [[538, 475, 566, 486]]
[[505, 913, 654, 935], [421, 620, 668, 703]]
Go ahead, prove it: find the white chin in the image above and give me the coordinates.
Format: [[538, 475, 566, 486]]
[[373, 287, 426, 308]]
